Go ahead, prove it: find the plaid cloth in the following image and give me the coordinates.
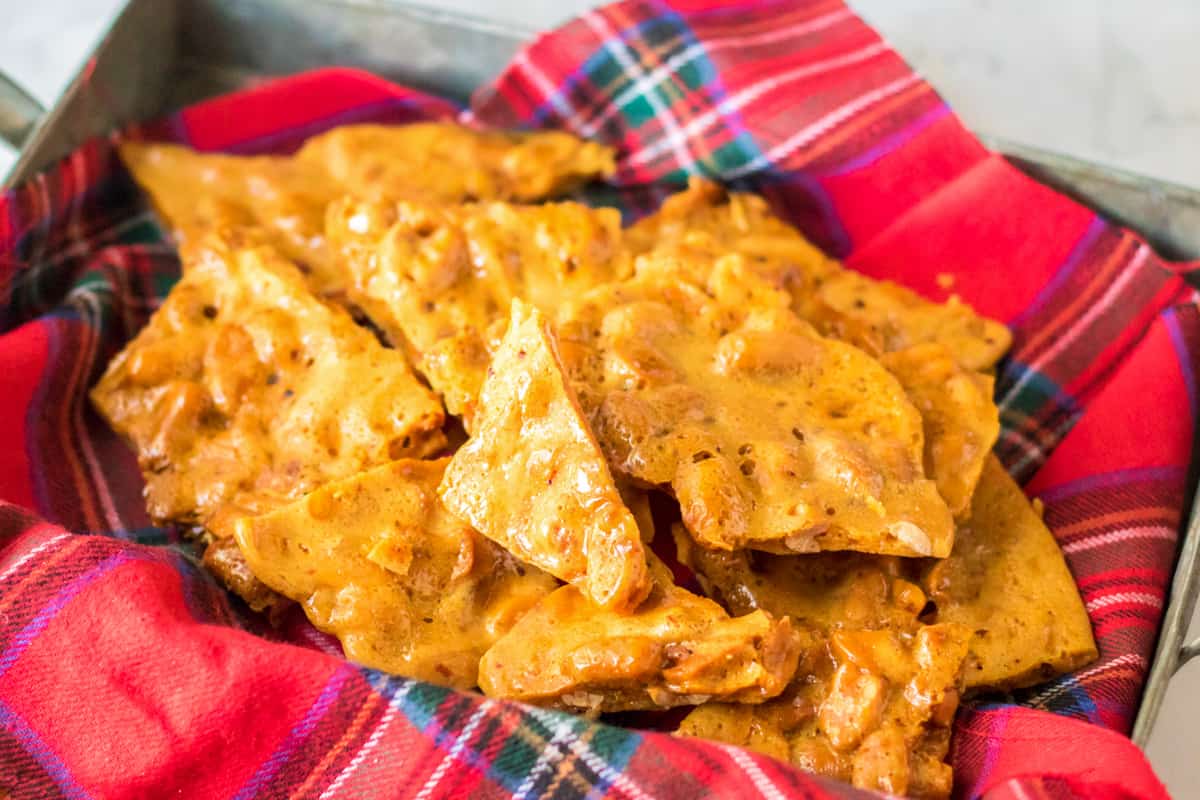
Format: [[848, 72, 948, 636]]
[[0, 0, 1192, 797]]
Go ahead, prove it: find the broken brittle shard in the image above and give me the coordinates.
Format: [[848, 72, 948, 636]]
[[90, 231, 446, 606], [558, 258, 955, 559], [234, 458, 557, 688], [438, 299, 650, 612]]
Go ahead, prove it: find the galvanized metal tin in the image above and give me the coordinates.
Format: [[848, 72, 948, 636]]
[[1, 0, 1197, 747]]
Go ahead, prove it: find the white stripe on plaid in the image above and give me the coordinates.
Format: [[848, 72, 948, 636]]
[[512, 49, 578, 123], [996, 409, 1081, 478], [721, 743, 789, 800], [999, 244, 1150, 409], [414, 699, 494, 800], [1062, 526, 1177, 554], [57, 285, 108, 532], [584, 11, 696, 175], [1086, 592, 1163, 614], [1025, 653, 1148, 707], [576, 7, 853, 138], [626, 40, 890, 168], [318, 682, 414, 799], [8, 214, 167, 302], [513, 709, 578, 800], [720, 72, 921, 179], [0, 531, 71, 583], [529, 708, 657, 800]]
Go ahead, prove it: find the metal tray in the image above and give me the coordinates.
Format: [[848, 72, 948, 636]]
[[1, 0, 1198, 747]]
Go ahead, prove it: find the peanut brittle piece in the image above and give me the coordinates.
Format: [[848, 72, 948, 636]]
[[921, 456, 1097, 690], [234, 458, 557, 687], [625, 177, 840, 305], [438, 300, 650, 611], [674, 527, 968, 797], [328, 197, 630, 421], [90, 233, 446, 605], [619, 482, 656, 544], [810, 270, 1011, 372], [119, 141, 344, 294], [121, 124, 614, 296], [881, 344, 1000, 517], [679, 623, 970, 799], [297, 122, 616, 203], [672, 526, 926, 634], [478, 559, 804, 711], [558, 260, 954, 558], [629, 178, 1011, 371]]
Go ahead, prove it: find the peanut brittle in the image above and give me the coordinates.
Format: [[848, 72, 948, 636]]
[[234, 458, 558, 687], [438, 300, 650, 611], [673, 527, 927, 633], [678, 623, 970, 799], [119, 141, 344, 293], [478, 559, 804, 712], [810, 270, 1011, 372], [881, 344, 1000, 516], [625, 177, 840, 305], [558, 260, 955, 558], [90, 233, 446, 605], [121, 124, 616, 296], [629, 178, 1011, 371], [675, 518, 971, 797], [296, 122, 616, 203], [921, 456, 1097, 690], [328, 197, 631, 421]]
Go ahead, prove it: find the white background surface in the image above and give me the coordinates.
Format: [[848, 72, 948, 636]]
[[2, 0, 1199, 794]]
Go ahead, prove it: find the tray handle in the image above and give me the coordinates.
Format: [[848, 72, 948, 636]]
[[1181, 637, 1200, 665], [0, 70, 44, 151]]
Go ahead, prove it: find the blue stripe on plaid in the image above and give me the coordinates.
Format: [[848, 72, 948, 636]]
[[1035, 465, 1186, 504], [1007, 215, 1107, 330], [529, 9, 691, 127], [821, 102, 952, 177], [643, 4, 768, 181], [530, 3, 771, 184], [231, 664, 357, 800], [997, 358, 1073, 412], [0, 699, 88, 800], [1164, 306, 1198, 416], [0, 550, 133, 679], [1015, 673, 1099, 722], [521, 706, 643, 797], [754, 167, 854, 257], [6, 159, 132, 266]]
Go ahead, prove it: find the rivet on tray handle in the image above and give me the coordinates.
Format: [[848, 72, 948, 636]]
[[0, 70, 44, 151]]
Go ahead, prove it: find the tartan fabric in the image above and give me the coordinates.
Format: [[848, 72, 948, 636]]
[[0, 0, 1192, 796]]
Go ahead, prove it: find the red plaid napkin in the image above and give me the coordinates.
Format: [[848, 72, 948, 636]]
[[0, 0, 1192, 797]]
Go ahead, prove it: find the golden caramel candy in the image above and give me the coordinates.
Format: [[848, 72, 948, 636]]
[[881, 344, 1000, 516], [235, 458, 557, 688], [674, 528, 928, 633], [479, 559, 804, 712], [119, 141, 345, 293], [90, 233, 446, 606], [630, 178, 1011, 371], [296, 122, 615, 204], [809, 270, 1011, 372], [328, 198, 631, 422], [439, 300, 650, 612], [559, 259, 954, 558], [679, 623, 970, 799], [121, 123, 617, 296], [675, 525, 970, 798], [922, 457, 1098, 690]]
